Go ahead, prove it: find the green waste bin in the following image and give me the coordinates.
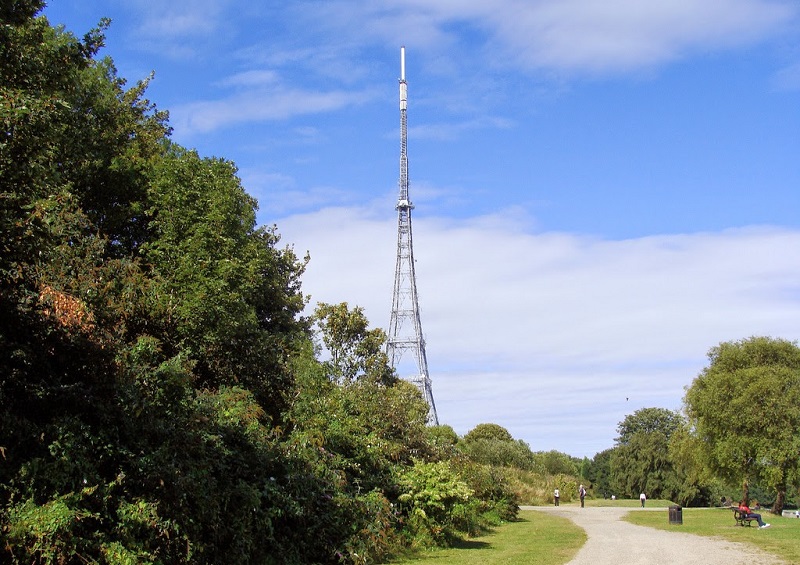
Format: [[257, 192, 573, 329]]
[[669, 505, 682, 525]]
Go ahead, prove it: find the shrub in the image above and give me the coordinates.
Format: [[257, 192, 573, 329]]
[[450, 460, 519, 523], [460, 438, 536, 470], [6, 495, 90, 563], [336, 490, 400, 565], [396, 461, 474, 546]]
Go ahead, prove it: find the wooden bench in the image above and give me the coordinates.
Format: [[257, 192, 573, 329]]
[[731, 507, 757, 527]]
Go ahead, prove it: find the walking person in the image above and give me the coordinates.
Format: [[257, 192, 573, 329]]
[[640, 492, 646, 507], [554, 488, 560, 506], [579, 484, 586, 508]]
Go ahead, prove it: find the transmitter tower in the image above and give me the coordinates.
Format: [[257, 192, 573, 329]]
[[386, 46, 439, 425]]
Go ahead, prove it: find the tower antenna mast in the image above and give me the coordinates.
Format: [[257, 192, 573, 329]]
[[387, 46, 439, 424]]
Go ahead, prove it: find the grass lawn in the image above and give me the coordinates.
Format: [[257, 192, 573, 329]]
[[389, 510, 585, 565], [389, 502, 800, 564], [624, 506, 800, 564]]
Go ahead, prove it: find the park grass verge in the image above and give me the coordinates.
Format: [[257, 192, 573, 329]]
[[389, 509, 585, 565], [623, 507, 800, 564]]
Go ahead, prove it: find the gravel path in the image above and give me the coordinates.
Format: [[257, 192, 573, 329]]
[[521, 506, 786, 565]]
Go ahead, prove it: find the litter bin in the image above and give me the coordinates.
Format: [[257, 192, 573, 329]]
[[669, 505, 683, 525]]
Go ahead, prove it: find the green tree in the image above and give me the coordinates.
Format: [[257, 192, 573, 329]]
[[610, 407, 683, 500], [684, 336, 800, 514], [533, 450, 579, 476], [615, 406, 682, 444], [666, 423, 715, 506], [287, 324, 436, 558], [461, 424, 535, 470], [1, 7, 315, 562], [425, 425, 460, 459], [586, 448, 615, 498], [1, 4, 167, 258], [463, 423, 514, 443], [313, 302, 395, 385], [1, 7, 189, 561], [461, 439, 536, 470], [143, 143, 309, 418], [295, 303, 427, 490]]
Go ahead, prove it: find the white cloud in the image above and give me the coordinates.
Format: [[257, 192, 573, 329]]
[[169, 83, 377, 135], [294, 0, 796, 74], [217, 70, 280, 88], [131, 0, 231, 41], [238, 166, 371, 217], [408, 116, 514, 141], [139, 0, 798, 142], [275, 206, 800, 456], [485, 0, 797, 72]]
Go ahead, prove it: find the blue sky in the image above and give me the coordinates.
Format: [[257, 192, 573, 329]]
[[44, 1, 800, 458]]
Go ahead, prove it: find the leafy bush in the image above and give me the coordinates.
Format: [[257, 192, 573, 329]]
[[396, 460, 475, 546], [450, 460, 519, 523], [533, 450, 579, 476], [463, 423, 514, 443], [6, 495, 91, 563], [460, 438, 536, 470], [336, 491, 400, 565]]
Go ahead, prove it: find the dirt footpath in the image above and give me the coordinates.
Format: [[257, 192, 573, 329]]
[[521, 506, 786, 565]]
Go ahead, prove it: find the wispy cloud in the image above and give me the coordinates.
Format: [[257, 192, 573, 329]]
[[239, 167, 376, 218], [217, 70, 280, 88], [288, 0, 797, 74], [408, 116, 514, 141], [169, 79, 377, 135], [129, 0, 233, 52], [274, 206, 800, 455], [131, 0, 797, 144], [482, 0, 797, 72], [771, 61, 800, 91]]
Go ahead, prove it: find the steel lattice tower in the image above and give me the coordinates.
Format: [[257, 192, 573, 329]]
[[386, 46, 439, 425]]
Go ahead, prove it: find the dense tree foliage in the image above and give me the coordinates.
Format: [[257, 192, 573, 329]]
[[313, 302, 394, 386], [533, 450, 579, 477], [609, 408, 680, 500], [143, 143, 309, 419], [463, 423, 514, 443], [1, 8, 524, 562], [460, 424, 536, 470], [615, 407, 682, 445], [665, 422, 716, 506], [0, 5, 318, 561], [581, 408, 713, 506], [684, 336, 800, 514], [584, 448, 614, 498]]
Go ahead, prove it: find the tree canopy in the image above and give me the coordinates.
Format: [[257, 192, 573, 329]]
[[684, 336, 800, 513], [463, 423, 514, 443], [609, 407, 684, 500], [1, 8, 523, 562]]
